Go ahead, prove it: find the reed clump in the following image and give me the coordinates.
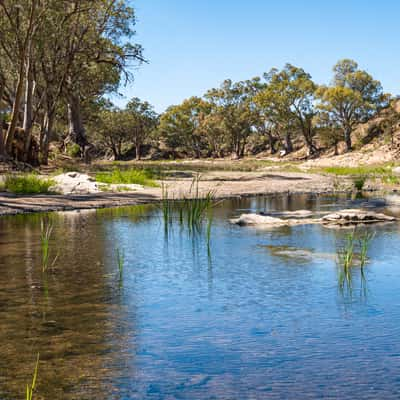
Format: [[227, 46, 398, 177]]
[[160, 176, 219, 245], [337, 228, 375, 293], [116, 248, 125, 283], [40, 219, 58, 273], [26, 353, 39, 400]]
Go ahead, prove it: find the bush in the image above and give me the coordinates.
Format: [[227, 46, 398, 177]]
[[353, 176, 366, 191], [95, 168, 158, 187], [4, 174, 55, 194], [66, 143, 81, 158]]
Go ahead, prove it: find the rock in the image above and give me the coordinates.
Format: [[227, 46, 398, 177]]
[[231, 208, 397, 228], [230, 213, 286, 226], [265, 210, 314, 218], [50, 172, 100, 195], [393, 167, 400, 176], [322, 209, 396, 225]]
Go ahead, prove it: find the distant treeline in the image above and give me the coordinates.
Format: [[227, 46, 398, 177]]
[[0, 2, 393, 165]]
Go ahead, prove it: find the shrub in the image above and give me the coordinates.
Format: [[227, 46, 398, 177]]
[[353, 176, 366, 191], [66, 143, 81, 158], [4, 174, 55, 194]]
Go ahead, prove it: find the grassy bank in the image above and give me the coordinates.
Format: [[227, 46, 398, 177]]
[[0, 174, 55, 194], [95, 168, 159, 187]]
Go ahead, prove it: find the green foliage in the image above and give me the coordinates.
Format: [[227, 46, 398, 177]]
[[26, 354, 39, 400], [353, 176, 366, 191], [4, 174, 55, 194], [95, 168, 158, 187], [116, 248, 125, 284], [317, 59, 388, 151], [40, 219, 58, 273], [321, 165, 391, 176], [66, 143, 81, 158], [337, 229, 375, 294]]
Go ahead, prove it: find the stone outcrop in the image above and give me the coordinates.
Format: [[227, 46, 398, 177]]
[[50, 172, 101, 195], [321, 209, 397, 225], [231, 209, 397, 227]]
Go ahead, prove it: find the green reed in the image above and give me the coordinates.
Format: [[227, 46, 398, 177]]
[[337, 228, 375, 296], [359, 231, 375, 267], [26, 353, 39, 400], [161, 182, 172, 229], [40, 219, 58, 273], [116, 248, 125, 282], [183, 176, 216, 231]]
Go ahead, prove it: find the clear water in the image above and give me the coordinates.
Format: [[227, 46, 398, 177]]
[[1, 194, 400, 399]]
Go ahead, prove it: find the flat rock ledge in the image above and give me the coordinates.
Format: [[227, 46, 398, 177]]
[[321, 209, 397, 225], [231, 209, 397, 227]]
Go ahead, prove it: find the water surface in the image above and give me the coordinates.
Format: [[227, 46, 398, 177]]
[[1, 194, 400, 399]]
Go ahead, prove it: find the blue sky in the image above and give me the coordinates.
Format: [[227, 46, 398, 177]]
[[114, 0, 400, 112]]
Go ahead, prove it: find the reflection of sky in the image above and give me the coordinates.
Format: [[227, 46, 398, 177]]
[[1, 195, 400, 398], [100, 195, 400, 399]]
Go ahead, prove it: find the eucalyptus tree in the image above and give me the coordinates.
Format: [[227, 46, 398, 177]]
[[0, 0, 45, 154], [0, 0, 144, 164], [317, 59, 388, 151], [126, 97, 158, 160], [255, 64, 318, 155], [205, 79, 255, 159], [158, 97, 211, 158]]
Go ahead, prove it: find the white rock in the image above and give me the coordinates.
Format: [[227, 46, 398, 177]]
[[230, 213, 285, 226], [393, 167, 400, 176], [50, 172, 100, 195]]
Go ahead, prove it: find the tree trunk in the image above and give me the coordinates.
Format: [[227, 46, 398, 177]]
[[0, 78, 5, 157], [285, 132, 293, 153], [23, 52, 35, 162], [5, 64, 25, 154], [267, 132, 277, 154], [136, 143, 141, 160], [344, 126, 352, 151], [40, 112, 54, 165], [68, 93, 87, 150]]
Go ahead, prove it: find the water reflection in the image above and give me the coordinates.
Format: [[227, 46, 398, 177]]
[[0, 195, 400, 399]]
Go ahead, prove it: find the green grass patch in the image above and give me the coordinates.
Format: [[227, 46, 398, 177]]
[[95, 168, 158, 187], [3, 174, 55, 194], [320, 165, 392, 176]]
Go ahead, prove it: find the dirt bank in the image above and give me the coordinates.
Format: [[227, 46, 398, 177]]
[[0, 171, 339, 217]]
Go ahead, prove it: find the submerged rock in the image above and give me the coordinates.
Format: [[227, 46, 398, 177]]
[[322, 209, 397, 225]]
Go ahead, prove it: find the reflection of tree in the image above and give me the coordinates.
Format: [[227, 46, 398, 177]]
[[0, 211, 139, 399]]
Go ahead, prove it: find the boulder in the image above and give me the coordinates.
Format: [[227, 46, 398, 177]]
[[50, 172, 100, 195], [322, 209, 396, 225], [393, 167, 400, 176], [230, 213, 287, 226]]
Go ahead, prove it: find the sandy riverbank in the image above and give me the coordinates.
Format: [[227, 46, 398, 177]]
[[0, 171, 341, 216]]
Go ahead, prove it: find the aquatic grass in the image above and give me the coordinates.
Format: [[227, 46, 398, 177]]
[[337, 229, 375, 297], [359, 231, 375, 267], [4, 174, 55, 194], [95, 168, 158, 187], [116, 248, 125, 283], [161, 183, 173, 230], [40, 219, 59, 273], [339, 230, 355, 270], [206, 208, 213, 248], [26, 353, 39, 400], [182, 176, 217, 232]]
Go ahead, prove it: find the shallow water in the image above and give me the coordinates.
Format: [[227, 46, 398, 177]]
[[1, 194, 400, 399]]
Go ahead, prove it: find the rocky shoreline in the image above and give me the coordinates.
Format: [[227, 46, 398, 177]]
[[0, 170, 341, 217]]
